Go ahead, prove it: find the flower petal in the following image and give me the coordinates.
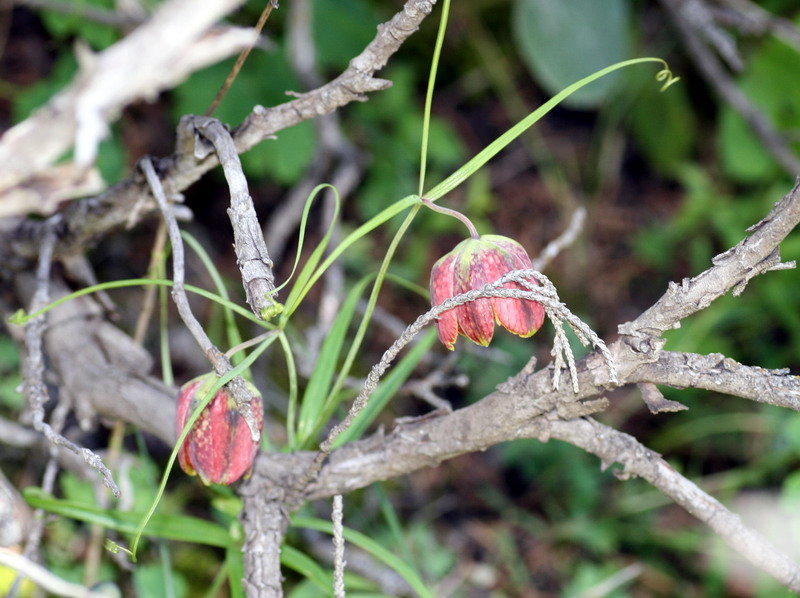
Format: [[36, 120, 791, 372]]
[[430, 250, 460, 350], [454, 241, 495, 346], [493, 290, 545, 338]]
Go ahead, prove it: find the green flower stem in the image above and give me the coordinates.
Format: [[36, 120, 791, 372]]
[[306, 205, 422, 447], [418, 0, 451, 196], [421, 197, 479, 238]]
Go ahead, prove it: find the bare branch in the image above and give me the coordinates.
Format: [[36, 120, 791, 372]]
[[188, 117, 278, 320], [0, 0, 438, 275], [141, 156, 261, 440], [531, 206, 586, 272], [0, 547, 111, 598], [660, 0, 800, 177], [0, 0, 253, 201], [18, 219, 120, 497], [547, 417, 800, 592], [631, 351, 800, 411], [620, 179, 800, 340]]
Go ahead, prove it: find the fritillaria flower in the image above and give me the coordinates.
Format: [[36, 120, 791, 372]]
[[176, 374, 263, 485], [430, 234, 545, 350]]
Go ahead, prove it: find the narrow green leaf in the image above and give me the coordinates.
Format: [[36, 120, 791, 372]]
[[279, 184, 342, 318], [280, 194, 421, 322], [292, 517, 434, 598], [333, 330, 436, 448], [425, 58, 677, 201], [281, 545, 334, 595], [225, 543, 246, 598], [8, 278, 272, 330], [297, 275, 373, 448], [23, 488, 231, 548]]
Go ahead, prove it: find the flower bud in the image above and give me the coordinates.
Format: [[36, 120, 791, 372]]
[[175, 374, 263, 485], [430, 234, 545, 350]]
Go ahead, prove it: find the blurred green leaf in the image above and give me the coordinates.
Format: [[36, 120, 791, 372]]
[[0, 335, 22, 410], [297, 275, 371, 447], [719, 37, 800, 184], [23, 488, 232, 548], [629, 74, 697, 175], [312, 0, 380, 72], [292, 516, 435, 598], [133, 562, 188, 598], [39, 0, 119, 49], [281, 545, 333, 595], [511, 0, 631, 109], [226, 543, 246, 598]]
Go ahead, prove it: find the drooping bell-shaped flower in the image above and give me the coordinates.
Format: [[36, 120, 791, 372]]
[[430, 234, 545, 350], [176, 374, 263, 485]]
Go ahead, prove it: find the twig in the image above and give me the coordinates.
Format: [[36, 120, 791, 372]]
[[620, 179, 800, 339], [660, 0, 800, 176], [206, 0, 279, 116], [710, 0, 800, 53], [531, 206, 586, 271], [20, 218, 120, 496], [132, 221, 168, 344], [547, 417, 800, 592], [332, 495, 346, 598], [0, 0, 254, 195], [1, 0, 438, 266], [141, 156, 261, 441], [188, 117, 278, 321], [631, 351, 800, 411], [0, 548, 111, 598]]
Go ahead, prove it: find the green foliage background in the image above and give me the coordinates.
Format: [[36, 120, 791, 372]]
[[3, 0, 800, 596]]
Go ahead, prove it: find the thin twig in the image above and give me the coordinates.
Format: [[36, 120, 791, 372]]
[[531, 206, 586, 271], [141, 156, 261, 441], [548, 417, 800, 592], [205, 0, 279, 116], [661, 0, 800, 176], [0, 548, 110, 598], [19, 218, 120, 496], [189, 117, 278, 321]]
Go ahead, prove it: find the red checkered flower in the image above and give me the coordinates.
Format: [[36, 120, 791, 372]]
[[176, 374, 263, 485], [430, 235, 545, 350]]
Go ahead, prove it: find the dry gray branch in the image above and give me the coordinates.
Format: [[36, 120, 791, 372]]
[[142, 156, 261, 440], [0, 0, 436, 278], [631, 352, 800, 411], [18, 219, 120, 497], [0, 0, 254, 204], [660, 0, 800, 176], [619, 180, 800, 341], [547, 417, 800, 592], [188, 117, 278, 320]]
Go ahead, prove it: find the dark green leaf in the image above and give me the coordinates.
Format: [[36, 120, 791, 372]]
[[511, 0, 631, 109]]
